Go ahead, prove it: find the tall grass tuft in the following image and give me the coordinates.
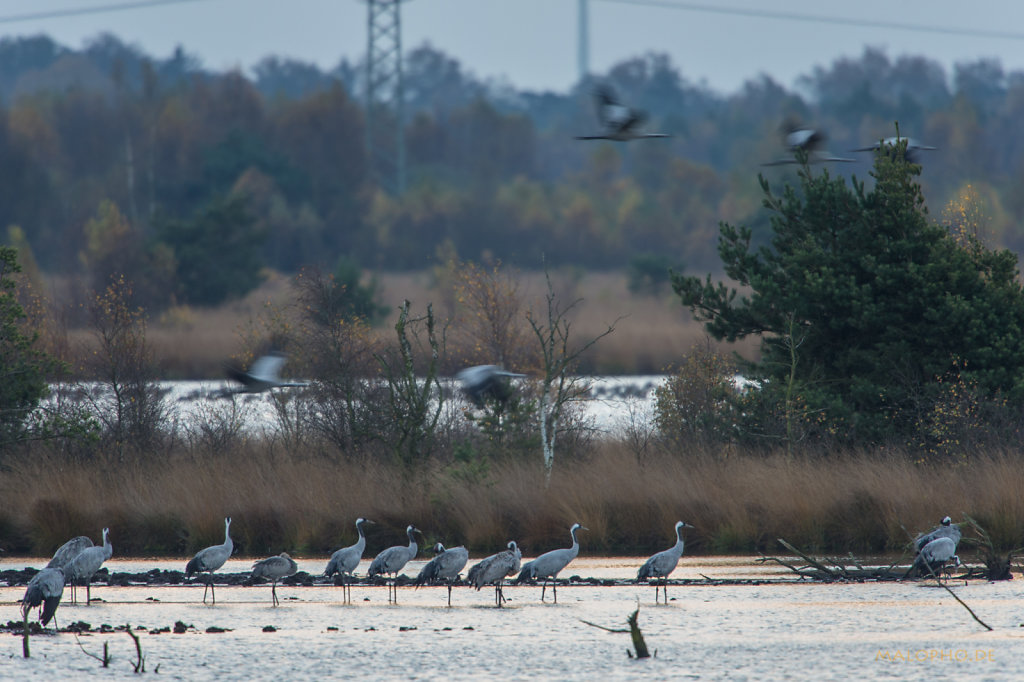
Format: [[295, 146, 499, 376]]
[[3, 440, 1024, 558]]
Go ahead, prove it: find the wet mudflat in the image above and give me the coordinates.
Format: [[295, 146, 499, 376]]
[[3, 557, 1024, 680]]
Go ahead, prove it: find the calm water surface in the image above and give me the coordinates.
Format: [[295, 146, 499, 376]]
[[3, 557, 1023, 680]]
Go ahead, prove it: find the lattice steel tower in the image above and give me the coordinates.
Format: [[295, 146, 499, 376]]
[[363, 0, 407, 194], [578, 0, 589, 83]]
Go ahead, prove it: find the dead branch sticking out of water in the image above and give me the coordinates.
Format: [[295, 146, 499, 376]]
[[758, 539, 903, 581], [75, 633, 111, 668], [918, 548, 993, 631], [125, 624, 147, 673], [581, 607, 653, 659]]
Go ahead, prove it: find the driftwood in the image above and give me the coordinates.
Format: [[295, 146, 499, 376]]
[[758, 539, 906, 582]]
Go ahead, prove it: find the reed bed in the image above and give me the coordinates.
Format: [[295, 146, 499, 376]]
[[3, 442, 1023, 560], [69, 270, 750, 378]]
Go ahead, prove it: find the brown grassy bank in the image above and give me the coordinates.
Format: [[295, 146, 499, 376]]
[[3, 443, 1022, 560], [63, 270, 756, 378]]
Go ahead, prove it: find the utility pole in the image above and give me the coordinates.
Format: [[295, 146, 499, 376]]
[[578, 0, 589, 84], [363, 0, 407, 195]]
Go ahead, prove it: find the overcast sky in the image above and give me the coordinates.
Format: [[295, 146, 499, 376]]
[[5, 0, 1024, 94]]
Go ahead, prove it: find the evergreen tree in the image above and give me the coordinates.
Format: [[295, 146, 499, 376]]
[[673, 143, 1024, 442], [0, 246, 55, 445]]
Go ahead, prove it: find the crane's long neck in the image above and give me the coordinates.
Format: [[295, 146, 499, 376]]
[[569, 527, 580, 557], [407, 529, 418, 558], [102, 530, 112, 559], [355, 524, 366, 552], [224, 522, 233, 552], [673, 527, 685, 556]]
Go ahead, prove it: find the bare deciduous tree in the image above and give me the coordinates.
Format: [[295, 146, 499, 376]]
[[527, 268, 617, 484]]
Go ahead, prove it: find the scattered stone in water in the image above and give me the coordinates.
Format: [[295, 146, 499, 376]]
[[442, 627, 452, 631], [326, 627, 339, 631], [364, 627, 376, 632], [173, 621, 191, 634], [206, 626, 231, 633], [399, 626, 417, 632], [263, 626, 277, 632], [463, 626, 474, 631], [145, 597, 160, 602]]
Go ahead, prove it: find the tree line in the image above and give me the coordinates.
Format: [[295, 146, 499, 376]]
[[0, 35, 1022, 314]]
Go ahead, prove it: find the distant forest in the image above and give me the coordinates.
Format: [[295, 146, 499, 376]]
[[1, 33, 1023, 312]]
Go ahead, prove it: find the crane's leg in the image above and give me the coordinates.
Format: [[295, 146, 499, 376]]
[[85, 580, 92, 606], [271, 581, 279, 607], [447, 582, 453, 607], [210, 579, 216, 605], [540, 579, 547, 602], [553, 580, 558, 604]]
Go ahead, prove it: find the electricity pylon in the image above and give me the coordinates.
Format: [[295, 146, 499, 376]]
[[363, 0, 407, 195]]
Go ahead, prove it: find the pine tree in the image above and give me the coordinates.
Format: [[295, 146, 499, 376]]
[[674, 142, 1024, 442]]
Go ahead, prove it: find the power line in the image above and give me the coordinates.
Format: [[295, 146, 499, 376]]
[[0, 0, 212, 26], [595, 0, 1024, 42]]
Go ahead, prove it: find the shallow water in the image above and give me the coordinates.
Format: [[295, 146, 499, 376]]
[[3, 557, 1023, 680], [46, 376, 666, 438]]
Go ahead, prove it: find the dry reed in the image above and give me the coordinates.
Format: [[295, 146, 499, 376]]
[[3, 441, 1022, 560], [63, 270, 755, 378]]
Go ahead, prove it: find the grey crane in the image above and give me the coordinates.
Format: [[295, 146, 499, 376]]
[[22, 566, 66, 628], [575, 84, 670, 142], [468, 541, 522, 607], [216, 351, 308, 397], [907, 537, 961, 581], [46, 535, 93, 571], [515, 523, 586, 603], [415, 542, 470, 606], [852, 136, 936, 163], [905, 516, 962, 579], [912, 516, 962, 553], [251, 552, 298, 606], [368, 524, 420, 603], [324, 517, 372, 603], [65, 527, 112, 606], [764, 118, 854, 165], [457, 365, 526, 407], [185, 516, 233, 604], [637, 521, 693, 603]]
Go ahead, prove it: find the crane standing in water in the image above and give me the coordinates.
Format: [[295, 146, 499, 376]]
[[185, 517, 233, 604], [23, 567, 66, 628], [515, 523, 586, 603], [415, 543, 469, 607], [368, 525, 420, 604], [65, 527, 112, 606], [251, 553, 298, 606], [324, 517, 371, 603], [468, 541, 522, 608], [637, 521, 694, 603]]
